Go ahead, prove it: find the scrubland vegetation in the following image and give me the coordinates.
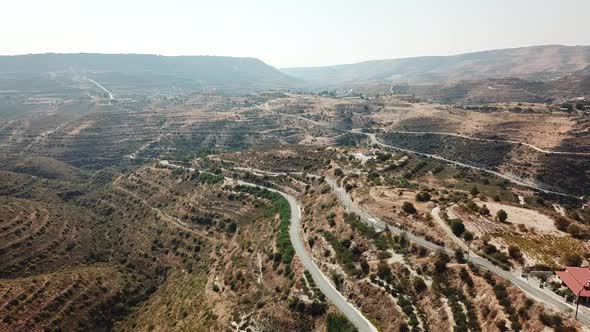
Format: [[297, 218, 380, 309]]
[[1, 87, 588, 331]]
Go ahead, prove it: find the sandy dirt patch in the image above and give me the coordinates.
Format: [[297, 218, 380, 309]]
[[67, 120, 94, 135], [476, 201, 561, 235]]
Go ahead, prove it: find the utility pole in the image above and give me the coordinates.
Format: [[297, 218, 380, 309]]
[[576, 281, 589, 320], [576, 288, 582, 320]]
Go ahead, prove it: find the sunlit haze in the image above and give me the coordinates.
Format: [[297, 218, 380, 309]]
[[2, 0, 590, 67], [2, 1, 590, 331]]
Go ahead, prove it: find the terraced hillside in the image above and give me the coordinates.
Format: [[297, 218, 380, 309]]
[[376, 132, 590, 196], [255, 94, 590, 197], [409, 73, 590, 104], [0, 94, 346, 170], [0, 159, 154, 331], [1, 87, 589, 331], [219, 146, 584, 331], [0, 155, 338, 331], [0, 266, 142, 331]]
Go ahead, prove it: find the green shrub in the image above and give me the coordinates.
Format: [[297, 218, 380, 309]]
[[450, 219, 465, 236], [195, 171, 224, 185], [171, 167, 185, 177], [479, 204, 490, 216], [326, 313, 358, 332], [413, 276, 427, 293], [402, 202, 417, 214], [563, 253, 582, 267], [539, 312, 562, 328], [459, 268, 474, 289], [415, 191, 431, 202], [554, 217, 571, 231], [567, 223, 583, 238], [508, 246, 522, 260], [434, 252, 450, 273], [496, 209, 508, 223], [463, 231, 474, 242]]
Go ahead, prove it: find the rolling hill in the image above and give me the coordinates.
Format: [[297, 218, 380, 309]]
[[282, 45, 590, 87], [0, 53, 302, 93], [409, 73, 590, 104]]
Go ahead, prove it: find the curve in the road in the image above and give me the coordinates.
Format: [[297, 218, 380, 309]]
[[362, 132, 578, 199], [163, 163, 377, 331], [262, 108, 580, 199], [326, 176, 590, 326], [284, 190, 377, 332], [227, 165, 590, 325], [235, 180, 378, 332], [165, 167, 374, 331], [226, 165, 590, 326]]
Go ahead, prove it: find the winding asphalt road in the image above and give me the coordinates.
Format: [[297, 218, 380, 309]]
[[235, 179, 378, 332], [169, 158, 589, 327], [161, 163, 376, 330], [326, 175, 590, 326], [262, 106, 580, 199], [284, 190, 377, 332], [362, 132, 578, 199], [235, 166, 590, 325], [389, 130, 590, 156]]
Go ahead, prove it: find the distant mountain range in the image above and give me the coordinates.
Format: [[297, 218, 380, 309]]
[[0, 53, 301, 93], [2, 46, 590, 95], [281, 45, 590, 87]]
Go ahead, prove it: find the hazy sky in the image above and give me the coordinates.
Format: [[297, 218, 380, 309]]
[[3, 0, 589, 68]]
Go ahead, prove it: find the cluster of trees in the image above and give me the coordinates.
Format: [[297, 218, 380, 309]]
[[538, 312, 564, 329], [439, 286, 481, 332], [559, 102, 590, 112], [449, 219, 465, 237], [343, 213, 390, 255], [373, 261, 422, 328], [370, 258, 425, 329], [397, 296, 421, 328], [463, 200, 491, 217], [287, 297, 326, 316], [555, 217, 587, 239], [376, 152, 392, 162], [326, 313, 356, 332], [444, 217, 473, 241], [482, 242, 511, 269], [434, 252, 451, 274], [234, 185, 294, 264], [190, 171, 224, 185], [508, 246, 523, 263], [404, 161, 427, 179], [464, 200, 507, 222], [322, 231, 368, 278], [491, 282, 522, 331]]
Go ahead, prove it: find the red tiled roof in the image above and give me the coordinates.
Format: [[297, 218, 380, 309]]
[[556, 267, 590, 297]]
